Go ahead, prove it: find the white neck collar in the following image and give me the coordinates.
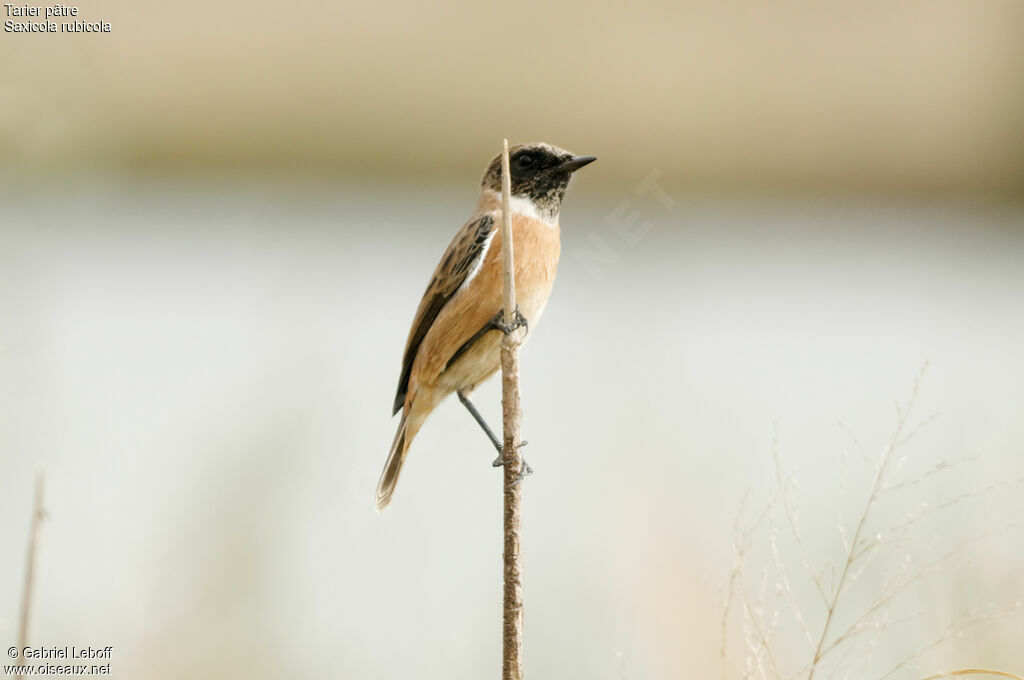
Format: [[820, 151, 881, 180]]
[[486, 190, 558, 227]]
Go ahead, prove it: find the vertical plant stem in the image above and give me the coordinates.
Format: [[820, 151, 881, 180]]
[[499, 138, 525, 680], [16, 472, 45, 680], [807, 369, 923, 680]]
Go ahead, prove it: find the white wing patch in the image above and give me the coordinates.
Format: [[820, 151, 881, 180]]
[[459, 227, 497, 291]]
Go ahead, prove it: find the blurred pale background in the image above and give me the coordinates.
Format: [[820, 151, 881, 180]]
[[1, 1, 1022, 678]]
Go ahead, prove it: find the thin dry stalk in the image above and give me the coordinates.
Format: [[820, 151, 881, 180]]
[[770, 433, 822, 646], [806, 366, 928, 680], [721, 497, 751, 680], [16, 472, 46, 680], [917, 671, 1024, 680], [724, 364, 1023, 680], [722, 494, 774, 680], [877, 601, 1023, 680], [499, 138, 526, 680]]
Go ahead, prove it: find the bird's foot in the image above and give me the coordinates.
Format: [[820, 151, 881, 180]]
[[490, 307, 528, 336], [446, 307, 528, 371], [491, 440, 528, 467], [511, 458, 533, 487], [493, 442, 532, 486]]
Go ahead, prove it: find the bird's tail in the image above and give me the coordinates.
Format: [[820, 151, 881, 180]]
[[376, 409, 411, 512]]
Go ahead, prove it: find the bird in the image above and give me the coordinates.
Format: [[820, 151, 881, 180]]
[[375, 142, 596, 511]]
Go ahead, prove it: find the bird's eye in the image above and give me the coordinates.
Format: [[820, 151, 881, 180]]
[[514, 154, 535, 170]]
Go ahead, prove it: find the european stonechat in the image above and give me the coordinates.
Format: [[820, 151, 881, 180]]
[[375, 142, 596, 510]]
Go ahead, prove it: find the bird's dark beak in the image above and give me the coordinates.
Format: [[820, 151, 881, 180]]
[[558, 155, 597, 172]]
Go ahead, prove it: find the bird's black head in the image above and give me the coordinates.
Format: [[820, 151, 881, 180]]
[[481, 143, 596, 220]]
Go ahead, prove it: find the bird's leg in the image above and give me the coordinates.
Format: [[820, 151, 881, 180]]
[[445, 307, 528, 371], [457, 390, 501, 458], [456, 390, 532, 475]]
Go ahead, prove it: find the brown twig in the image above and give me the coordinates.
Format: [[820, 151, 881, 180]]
[[16, 471, 46, 680], [499, 138, 526, 680]]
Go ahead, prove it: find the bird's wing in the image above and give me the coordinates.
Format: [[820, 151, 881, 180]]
[[392, 213, 496, 414]]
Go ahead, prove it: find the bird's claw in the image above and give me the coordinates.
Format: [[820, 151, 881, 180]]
[[510, 460, 533, 487], [491, 307, 528, 336], [492, 441, 529, 470]]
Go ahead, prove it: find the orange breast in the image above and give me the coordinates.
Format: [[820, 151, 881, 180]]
[[408, 212, 561, 406]]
